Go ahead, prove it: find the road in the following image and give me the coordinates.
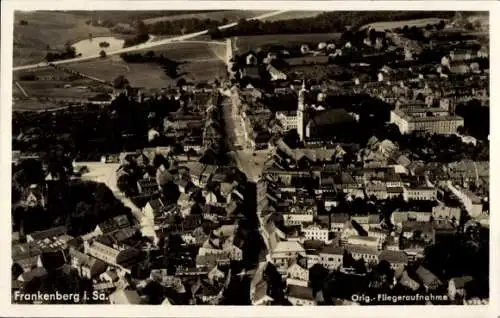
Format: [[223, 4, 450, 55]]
[[220, 86, 273, 267], [13, 10, 288, 72]]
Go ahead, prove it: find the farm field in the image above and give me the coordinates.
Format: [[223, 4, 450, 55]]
[[66, 56, 170, 89], [14, 80, 98, 98], [137, 41, 226, 61], [13, 11, 113, 66], [260, 11, 324, 22], [361, 18, 447, 31], [143, 10, 270, 25], [234, 33, 341, 53]]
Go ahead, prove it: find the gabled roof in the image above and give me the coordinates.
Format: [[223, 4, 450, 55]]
[[273, 241, 305, 254], [320, 244, 344, 255], [379, 250, 408, 264], [286, 284, 315, 301]]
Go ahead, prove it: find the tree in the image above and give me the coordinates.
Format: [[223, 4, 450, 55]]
[[99, 50, 107, 58], [436, 20, 446, 30], [113, 75, 130, 89], [208, 26, 222, 39], [177, 78, 187, 88], [425, 24, 434, 31], [19, 20, 28, 26]]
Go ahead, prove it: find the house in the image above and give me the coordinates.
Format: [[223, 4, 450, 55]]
[[100, 269, 120, 283], [319, 244, 344, 270], [286, 262, 309, 287], [401, 221, 435, 244], [23, 184, 47, 208], [347, 235, 382, 250], [399, 270, 420, 291], [404, 186, 437, 201], [83, 238, 142, 270], [251, 280, 273, 305], [378, 250, 408, 274], [391, 210, 432, 228], [17, 267, 48, 283], [345, 245, 380, 264], [69, 248, 107, 279], [26, 226, 72, 250], [302, 224, 330, 242], [137, 177, 158, 195], [282, 205, 315, 226], [286, 284, 316, 306], [330, 213, 350, 232], [351, 214, 380, 231], [448, 276, 474, 301], [94, 215, 131, 235], [271, 241, 305, 273], [208, 265, 226, 285], [415, 266, 442, 291]]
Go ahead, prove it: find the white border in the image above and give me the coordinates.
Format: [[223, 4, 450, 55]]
[[1, 1, 498, 317]]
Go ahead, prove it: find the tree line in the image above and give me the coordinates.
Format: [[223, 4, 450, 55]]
[[212, 11, 456, 38]]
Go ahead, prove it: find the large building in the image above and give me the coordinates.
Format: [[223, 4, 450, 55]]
[[390, 106, 464, 135]]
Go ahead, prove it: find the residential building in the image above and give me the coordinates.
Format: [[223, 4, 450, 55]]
[[432, 204, 461, 223], [302, 224, 330, 242], [330, 213, 350, 232], [286, 262, 309, 287], [447, 182, 484, 218], [390, 109, 464, 135], [69, 248, 107, 279], [282, 205, 315, 226], [415, 266, 442, 291], [347, 235, 383, 250], [319, 244, 344, 270], [271, 241, 306, 273], [286, 285, 316, 306], [379, 250, 408, 274], [83, 238, 141, 270], [448, 276, 475, 301], [404, 186, 437, 201], [345, 245, 380, 264]]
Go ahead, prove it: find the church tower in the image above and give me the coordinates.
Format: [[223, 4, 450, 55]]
[[297, 80, 308, 142]]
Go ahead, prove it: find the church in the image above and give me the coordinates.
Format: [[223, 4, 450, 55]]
[[294, 81, 358, 143]]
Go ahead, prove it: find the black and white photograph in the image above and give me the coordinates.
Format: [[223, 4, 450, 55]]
[[3, 0, 493, 313]]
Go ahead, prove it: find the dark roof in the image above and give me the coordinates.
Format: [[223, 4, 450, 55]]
[[40, 250, 66, 270], [379, 250, 408, 264], [451, 276, 475, 289], [303, 240, 326, 251], [307, 108, 355, 128], [27, 226, 67, 241], [320, 244, 344, 255], [286, 285, 315, 301]]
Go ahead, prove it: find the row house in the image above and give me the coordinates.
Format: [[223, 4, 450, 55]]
[[432, 204, 461, 223], [282, 205, 315, 226], [391, 210, 432, 228], [83, 238, 142, 271], [404, 186, 437, 201], [345, 245, 381, 265]]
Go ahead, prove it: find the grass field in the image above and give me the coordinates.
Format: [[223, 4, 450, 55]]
[[234, 33, 341, 53], [143, 10, 270, 25], [361, 18, 448, 31], [14, 11, 112, 66]]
